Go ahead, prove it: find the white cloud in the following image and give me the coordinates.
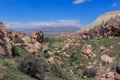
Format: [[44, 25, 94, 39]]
[[4, 19, 82, 30], [74, 0, 85, 4], [112, 3, 117, 7], [73, 0, 91, 4]]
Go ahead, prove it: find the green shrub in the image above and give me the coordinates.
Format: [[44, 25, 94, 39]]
[[15, 54, 45, 80], [43, 52, 50, 58], [50, 64, 63, 78], [44, 37, 50, 43], [12, 45, 20, 57], [50, 64, 72, 80], [83, 67, 97, 78], [14, 37, 24, 43]]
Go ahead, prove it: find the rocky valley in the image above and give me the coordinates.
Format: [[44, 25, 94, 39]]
[[0, 10, 120, 80]]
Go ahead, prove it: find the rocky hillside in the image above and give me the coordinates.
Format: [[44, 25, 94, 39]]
[[80, 10, 120, 32]]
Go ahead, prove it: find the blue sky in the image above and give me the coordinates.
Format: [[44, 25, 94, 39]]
[[0, 0, 120, 29]]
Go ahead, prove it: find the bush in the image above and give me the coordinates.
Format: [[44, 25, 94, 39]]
[[43, 52, 50, 58], [15, 54, 45, 80], [116, 62, 120, 74], [14, 37, 24, 43], [50, 64, 63, 78], [83, 67, 97, 78], [50, 64, 71, 80], [12, 45, 20, 57], [44, 37, 50, 43]]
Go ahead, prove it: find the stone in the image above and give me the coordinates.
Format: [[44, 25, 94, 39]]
[[61, 43, 71, 52], [115, 72, 120, 80], [101, 54, 113, 63], [100, 46, 106, 51], [0, 45, 6, 56], [47, 57, 55, 64], [81, 44, 96, 58]]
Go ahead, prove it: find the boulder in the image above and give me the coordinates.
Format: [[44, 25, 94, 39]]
[[34, 42, 41, 49], [47, 57, 55, 64], [32, 30, 44, 43], [101, 54, 113, 63], [22, 36, 31, 43], [61, 52, 70, 58], [81, 44, 96, 58], [61, 43, 71, 52], [115, 72, 120, 80], [100, 46, 106, 51], [0, 45, 6, 56], [5, 42, 13, 57]]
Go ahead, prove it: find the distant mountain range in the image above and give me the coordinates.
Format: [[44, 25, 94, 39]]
[[17, 26, 80, 35]]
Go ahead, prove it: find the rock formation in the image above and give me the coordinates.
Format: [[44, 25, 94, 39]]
[[32, 30, 44, 43], [0, 22, 26, 57], [81, 44, 96, 58], [0, 22, 44, 57]]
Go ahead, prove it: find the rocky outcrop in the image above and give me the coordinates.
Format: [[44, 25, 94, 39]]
[[79, 10, 120, 32], [0, 22, 44, 57], [81, 44, 96, 58], [75, 11, 120, 40], [32, 30, 44, 43], [77, 15, 120, 40], [0, 22, 26, 57], [22, 36, 41, 55]]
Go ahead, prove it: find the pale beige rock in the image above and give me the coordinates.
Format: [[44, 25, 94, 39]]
[[34, 42, 41, 49], [115, 72, 120, 80], [61, 43, 71, 52], [47, 51, 54, 55], [61, 52, 70, 58], [0, 45, 5, 56], [101, 54, 113, 63], [81, 44, 96, 58], [100, 46, 106, 51], [22, 36, 31, 43], [47, 57, 55, 64]]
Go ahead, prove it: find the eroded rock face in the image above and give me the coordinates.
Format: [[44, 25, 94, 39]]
[[32, 30, 44, 43], [81, 44, 96, 58]]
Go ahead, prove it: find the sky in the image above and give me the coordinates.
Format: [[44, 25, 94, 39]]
[[0, 0, 120, 30]]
